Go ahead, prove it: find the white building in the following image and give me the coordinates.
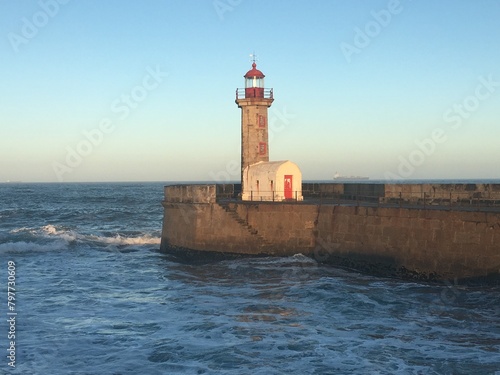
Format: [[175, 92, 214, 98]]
[[242, 160, 303, 201]]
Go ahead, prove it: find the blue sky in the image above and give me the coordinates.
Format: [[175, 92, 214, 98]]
[[1, 0, 499, 182]]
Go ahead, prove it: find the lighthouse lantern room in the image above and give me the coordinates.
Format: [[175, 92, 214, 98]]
[[244, 62, 266, 98]]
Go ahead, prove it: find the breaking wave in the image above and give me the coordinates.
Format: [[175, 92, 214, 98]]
[[8, 224, 160, 248], [0, 240, 68, 254]]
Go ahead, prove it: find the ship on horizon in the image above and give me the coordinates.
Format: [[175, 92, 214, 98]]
[[333, 172, 369, 181]]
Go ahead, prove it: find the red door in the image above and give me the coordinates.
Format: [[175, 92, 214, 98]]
[[284, 175, 293, 199]]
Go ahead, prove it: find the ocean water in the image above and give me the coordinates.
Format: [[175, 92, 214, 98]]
[[0, 182, 499, 375]]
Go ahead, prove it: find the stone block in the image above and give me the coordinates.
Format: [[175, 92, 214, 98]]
[[453, 232, 480, 245], [462, 221, 478, 232]]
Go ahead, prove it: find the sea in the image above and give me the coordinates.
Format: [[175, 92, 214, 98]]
[[0, 182, 499, 375]]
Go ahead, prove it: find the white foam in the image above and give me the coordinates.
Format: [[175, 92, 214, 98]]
[[10, 227, 35, 234], [40, 224, 160, 246], [41, 224, 79, 242], [7, 224, 160, 253], [291, 253, 317, 263], [41, 224, 58, 235], [0, 240, 68, 253], [86, 233, 160, 246]]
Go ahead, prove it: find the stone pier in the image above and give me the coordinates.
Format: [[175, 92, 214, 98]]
[[161, 183, 500, 284]]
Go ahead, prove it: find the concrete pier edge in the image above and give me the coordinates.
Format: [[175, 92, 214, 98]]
[[161, 183, 500, 285]]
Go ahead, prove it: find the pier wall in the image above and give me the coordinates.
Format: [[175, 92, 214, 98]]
[[302, 182, 500, 202], [161, 184, 500, 283]]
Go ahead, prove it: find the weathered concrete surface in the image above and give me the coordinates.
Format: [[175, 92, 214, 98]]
[[313, 205, 500, 282], [160, 184, 500, 284], [163, 184, 216, 204], [161, 201, 264, 254]]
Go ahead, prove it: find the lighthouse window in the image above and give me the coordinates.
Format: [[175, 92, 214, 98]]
[[259, 142, 267, 155], [258, 115, 266, 127], [246, 77, 264, 88]]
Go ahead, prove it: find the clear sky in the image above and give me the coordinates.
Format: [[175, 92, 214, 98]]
[[1, 0, 499, 182]]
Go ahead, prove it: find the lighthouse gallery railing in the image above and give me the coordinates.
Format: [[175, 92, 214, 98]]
[[235, 88, 273, 100]]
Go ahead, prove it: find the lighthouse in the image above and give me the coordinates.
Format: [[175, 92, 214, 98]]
[[236, 60, 303, 201], [235, 61, 274, 186]]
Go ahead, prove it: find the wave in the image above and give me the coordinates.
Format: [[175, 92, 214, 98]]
[[8, 224, 161, 247], [0, 240, 68, 254], [87, 233, 161, 246]]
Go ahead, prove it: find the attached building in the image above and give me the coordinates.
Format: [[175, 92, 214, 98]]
[[242, 160, 303, 201]]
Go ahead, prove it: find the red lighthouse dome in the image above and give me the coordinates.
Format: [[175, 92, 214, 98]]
[[244, 62, 265, 98], [244, 62, 265, 79]]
